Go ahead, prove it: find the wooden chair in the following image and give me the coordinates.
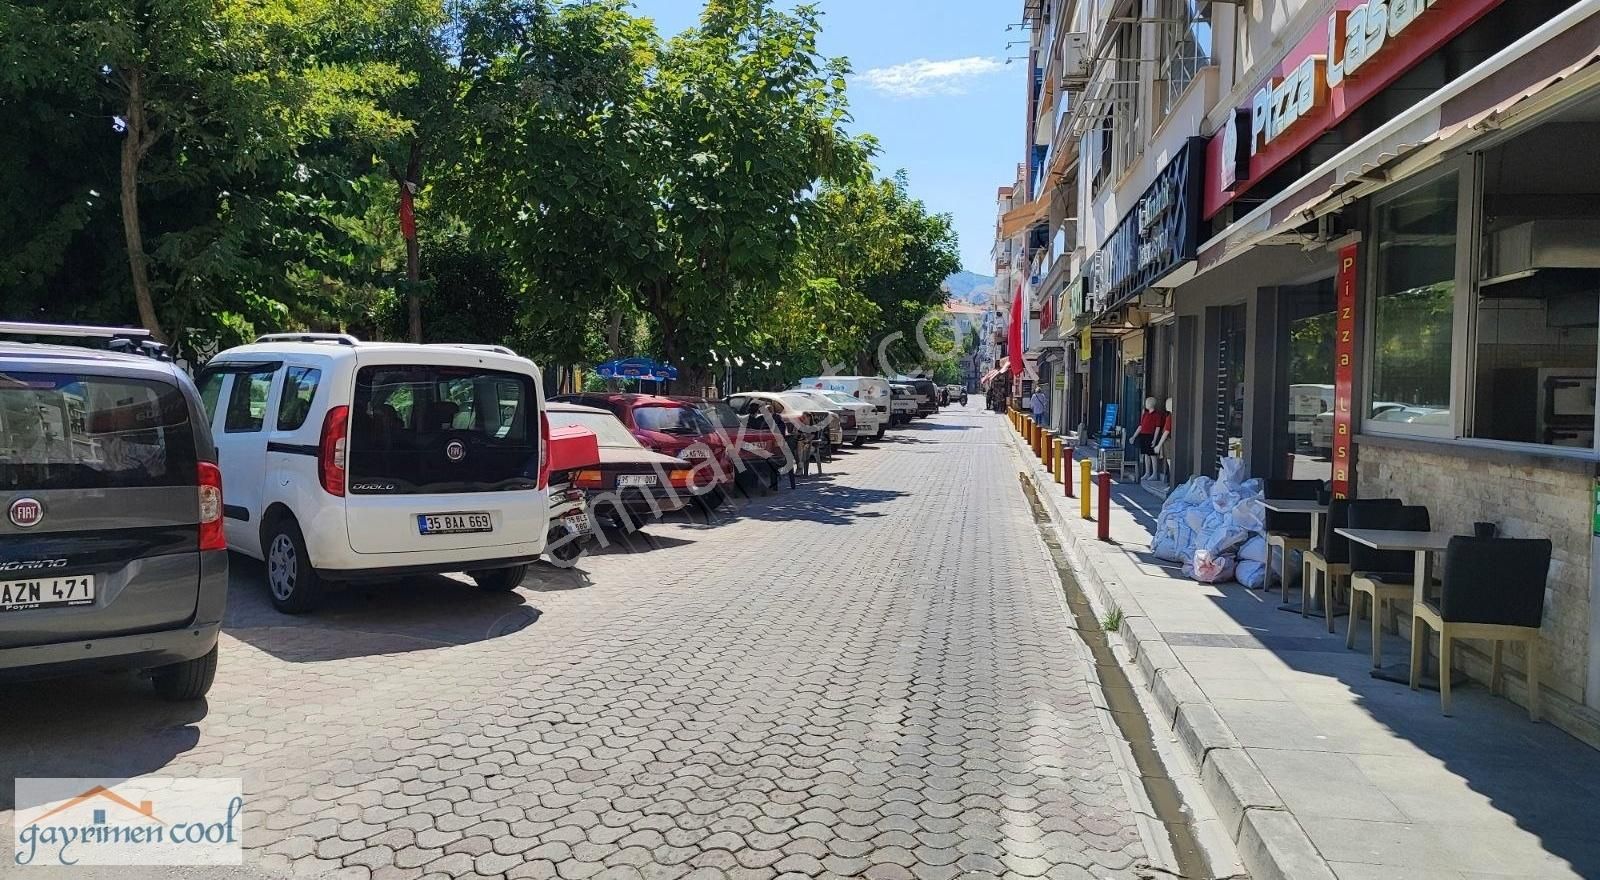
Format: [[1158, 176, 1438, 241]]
[[1264, 479, 1320, 597], [1346, 505, 1432, 667], [1411, 536, 1552, 719], [1302, 499, 1400, 633]]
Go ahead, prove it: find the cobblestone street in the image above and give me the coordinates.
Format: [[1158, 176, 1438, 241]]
[[2, 405, 1160, 880]]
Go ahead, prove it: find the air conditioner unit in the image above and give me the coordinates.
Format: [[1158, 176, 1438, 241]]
[[1059, 33, 1091, 89]]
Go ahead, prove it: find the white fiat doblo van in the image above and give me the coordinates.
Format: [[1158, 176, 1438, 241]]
[[198, 334, 550, 613]]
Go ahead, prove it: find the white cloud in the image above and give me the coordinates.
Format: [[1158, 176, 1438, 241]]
[[858, 56, 1006, 99]]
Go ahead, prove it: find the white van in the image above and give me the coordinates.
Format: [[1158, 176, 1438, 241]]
[[197, 334, 550, 612], [796, 376, 892, 439]]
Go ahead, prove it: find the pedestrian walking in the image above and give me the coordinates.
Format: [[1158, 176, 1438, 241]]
[[1030, 387, 1046, 424]]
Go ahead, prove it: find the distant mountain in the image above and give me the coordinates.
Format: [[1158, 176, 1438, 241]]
[[944, 270, 995, 305]]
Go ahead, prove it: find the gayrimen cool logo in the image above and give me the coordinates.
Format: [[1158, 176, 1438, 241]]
[[13, 778, 244, 866]]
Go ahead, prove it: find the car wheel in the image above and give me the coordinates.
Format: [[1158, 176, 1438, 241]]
[[876, 426, 887, 439], [852, 437, 865, 447], [151, 644, 218, 701], [469, 564, 528, 592], [546, 525, 587, 564], [265, 518, 324, 614]]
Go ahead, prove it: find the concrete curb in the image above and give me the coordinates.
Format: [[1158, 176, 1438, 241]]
[[1004, 426, 1337, 880]]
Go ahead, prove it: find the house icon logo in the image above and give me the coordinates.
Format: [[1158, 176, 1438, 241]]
[[30, 785, 165, 827], [14, 776, 242, 867]]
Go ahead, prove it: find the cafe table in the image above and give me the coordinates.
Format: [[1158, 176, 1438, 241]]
[[1335, 527, 1464, 691], [1261, 498, 1328, 614]]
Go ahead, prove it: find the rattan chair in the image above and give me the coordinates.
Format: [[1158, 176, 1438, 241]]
[[1411, 536, 1552, 719], [1264, 479, 1320, 597], [1346, 505, 1432, 667]]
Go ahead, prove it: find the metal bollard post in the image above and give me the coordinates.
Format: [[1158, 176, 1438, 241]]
[[1062, 442, 1074, 496], [1079, 459, 1092, 519], [1045, 435, 1056, 473], [1097, 471, 1112, 541]]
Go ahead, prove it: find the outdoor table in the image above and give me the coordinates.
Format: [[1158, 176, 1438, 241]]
[[1262, 499, 1328, 614], [1336, 527, 1463, 691]]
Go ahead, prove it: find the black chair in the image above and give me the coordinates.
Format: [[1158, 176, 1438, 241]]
[[1411, 536, 1552, 719], [1302, 498, 1401, 632], [1346, 505, 1431, 666], [1264, 479, 1321, 597]]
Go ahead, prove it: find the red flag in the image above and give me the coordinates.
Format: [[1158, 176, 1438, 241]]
[[398, 185, 417, 241], [1008, 284, 1024, 376]]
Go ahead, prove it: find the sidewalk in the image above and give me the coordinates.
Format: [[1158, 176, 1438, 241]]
[[1008, 425, 1600, 880]]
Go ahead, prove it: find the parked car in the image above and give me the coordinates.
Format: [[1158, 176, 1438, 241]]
[[199, 334, 550, 613], [946, 384, 969, 405], [542, 419, 601, 564], [795, 375, 892, 438], [551, 392, 734, 502], [896, 377, 939, 417], [544, 402, 693, 529], [786, 388, 879, 446], [671, 396, 784, 476], [0, 322, 226, 699], [726, 391, 832, 464], [888, 383, 917, 425]]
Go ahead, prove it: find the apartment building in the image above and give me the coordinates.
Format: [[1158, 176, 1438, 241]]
[[1003, 0, 1600, 743]]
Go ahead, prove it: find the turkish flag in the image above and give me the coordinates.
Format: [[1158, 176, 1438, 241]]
[[1008, 284, 1024, 376], [398, 185, 417, 241]]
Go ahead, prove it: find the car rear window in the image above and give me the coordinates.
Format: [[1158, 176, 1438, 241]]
[[349, 365, 538, 494], [633, 405, 711, 434], [547, 411, 641, 448], [0, 372, 198, 490]]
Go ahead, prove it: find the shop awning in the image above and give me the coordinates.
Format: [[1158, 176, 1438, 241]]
[[999, 197, 1050, 239], [980, 360, 1008, 386], [1193, 2, 1600, 281]]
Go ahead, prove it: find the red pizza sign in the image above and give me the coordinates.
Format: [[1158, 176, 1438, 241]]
[[1205, 0, 1506, 219]]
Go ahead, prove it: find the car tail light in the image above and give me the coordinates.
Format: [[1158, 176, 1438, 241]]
[[668, 470, 694, 488], [319, 405, 349, 496], [537, 410, 552, 490], [573, 469, 604, 488], [197, 461, 226, 551]]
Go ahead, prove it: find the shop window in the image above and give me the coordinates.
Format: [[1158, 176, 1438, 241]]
[[1367, 173, 1458, 434], [1468, 122, 1600, 449], [1115, 24, 1142, 176], [1281, 279, 1337, 480]]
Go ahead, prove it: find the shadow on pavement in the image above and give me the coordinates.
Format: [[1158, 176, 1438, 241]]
[[224, 556, 545, 663], [738, 474, 905, 526], [0, 682, 207, 799]]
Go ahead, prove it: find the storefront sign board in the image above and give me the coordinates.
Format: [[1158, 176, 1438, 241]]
[[1088, 138, 1206, 314], [1204, 0, 1507, 219], [1333, 243, 1359, 499]]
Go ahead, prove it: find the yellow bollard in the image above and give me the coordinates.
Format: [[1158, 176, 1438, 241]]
[[1079, 458, 1093, 520], [1043, 432, 1054, 471], [1051, 437, 1063, 481]]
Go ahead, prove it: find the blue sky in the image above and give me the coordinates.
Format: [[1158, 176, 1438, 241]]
[[629, 0, 1021, 275]]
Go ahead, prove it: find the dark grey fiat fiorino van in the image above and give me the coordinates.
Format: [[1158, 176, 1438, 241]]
[[0, 323, 227, 700]]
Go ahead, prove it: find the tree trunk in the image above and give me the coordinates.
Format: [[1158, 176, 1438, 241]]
[[118, 67, 164, 343], [399, 142, 423, 343], [604, 309, 624, 391]]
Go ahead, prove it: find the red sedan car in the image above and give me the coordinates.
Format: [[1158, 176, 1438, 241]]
[[551, 393, 739, 500]]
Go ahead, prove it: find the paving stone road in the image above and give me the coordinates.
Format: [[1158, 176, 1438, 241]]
[[1, 404, 1158, 879]]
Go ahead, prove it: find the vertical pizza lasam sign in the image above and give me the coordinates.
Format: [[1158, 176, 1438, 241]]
[[1332, 243, 1359, 499]]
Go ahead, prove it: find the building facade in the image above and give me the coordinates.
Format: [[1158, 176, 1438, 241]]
[[1001, 0, 1600, 743]]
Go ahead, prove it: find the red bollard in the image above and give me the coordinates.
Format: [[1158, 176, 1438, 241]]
[[1063, 447, 1074, 497], [1097, 471, 1112, 542]]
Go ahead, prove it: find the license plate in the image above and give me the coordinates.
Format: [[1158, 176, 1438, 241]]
[[682, 448, 711, 460], [0, 575, 96, 613], [616, 474, 657, 487], [417, 512, 493, 535], [561, 512, 593, 535]]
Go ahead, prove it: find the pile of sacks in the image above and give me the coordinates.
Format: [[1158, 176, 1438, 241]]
[[1151, 458, 1271, 587]]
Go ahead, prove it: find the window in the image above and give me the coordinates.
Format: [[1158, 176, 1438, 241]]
[[276, 366, 321, 431], [349, 365, 536, 494], [224, 367, 277, 433], [1093, 114, 1112, 193], [0, 373, 198, 490], [1115, 24, 1142, 175], [1368, 173, 1458, 433], [1160, 0, 1212, 114], [198, 372, 224, 424], [1468, 121, 1600, 448], [633, 405, 712, 435]]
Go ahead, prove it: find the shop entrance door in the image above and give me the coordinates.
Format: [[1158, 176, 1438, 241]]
[[1272, 278, 1338, 480], [1211, 304, 1248, 472]]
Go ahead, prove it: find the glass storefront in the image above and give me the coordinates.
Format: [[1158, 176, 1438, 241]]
[[1368, 173, 1458, 431], [1281, 278, 1337, 480]]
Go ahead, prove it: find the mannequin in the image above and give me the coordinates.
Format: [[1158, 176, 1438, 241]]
[[1152, 398, 1175, 485], [1134, 397, 1161, 481]]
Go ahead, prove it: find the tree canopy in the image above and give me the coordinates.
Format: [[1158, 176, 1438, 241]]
[[0, 0, 963, 381]]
